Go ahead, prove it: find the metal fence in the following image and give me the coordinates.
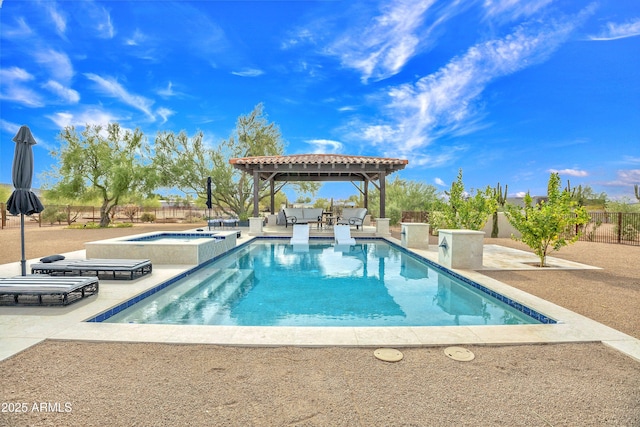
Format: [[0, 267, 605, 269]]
[[578, 212, 640, 246], [400, 210, 640, 246], [401, 211, 430, 223], [1, 203, 215, 229]]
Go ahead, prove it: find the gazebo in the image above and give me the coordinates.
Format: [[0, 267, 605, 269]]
[[229, 154, 408, 219]]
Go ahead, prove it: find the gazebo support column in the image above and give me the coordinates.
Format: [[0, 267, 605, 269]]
[[270, 180, 275, 214], [379, 170, 386, 219], [253, 170, 260, 217], [364, 180, 369, 210]]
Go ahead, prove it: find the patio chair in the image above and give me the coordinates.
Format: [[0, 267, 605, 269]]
[[334, 225, 356, 245], [0, 275, 99, 306], [336, 208, 367, 230]]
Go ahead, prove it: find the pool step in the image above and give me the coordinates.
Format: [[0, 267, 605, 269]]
[[154, 268, 255, 323], [110, 268, 224, 323]]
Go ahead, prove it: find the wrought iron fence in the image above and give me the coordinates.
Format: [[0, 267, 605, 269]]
[[400, 210, 640, 246], [401, 211, 430, 223], [578, 212, 640, 246], [1, 203, 214, 229]]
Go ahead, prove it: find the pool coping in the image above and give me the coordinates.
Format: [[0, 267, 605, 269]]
[[1, 234, 639, 363]]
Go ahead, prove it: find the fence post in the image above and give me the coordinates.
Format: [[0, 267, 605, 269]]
[[617, 212, 622, 244], [1, 202, 5, 229]]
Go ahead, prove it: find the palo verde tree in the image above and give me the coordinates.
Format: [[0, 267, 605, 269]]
[[504, 173, 590, 267], [434, 169, 496, 231], [153, 103, 318, 218], [46, 123, 156, 227]]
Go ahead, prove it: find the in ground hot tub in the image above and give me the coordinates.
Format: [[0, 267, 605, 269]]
[[86, 231, 237, 265]]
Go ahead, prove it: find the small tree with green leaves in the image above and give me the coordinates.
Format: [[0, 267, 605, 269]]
[[153, 103, 319, 218], [46, 123, 156, 227], [434, 169, 496, 231], [505, 173, 590, 267]]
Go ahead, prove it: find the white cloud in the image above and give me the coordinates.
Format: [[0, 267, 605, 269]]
[[623, 156, 640, 164], [84, 73, 155, 120], [34, 49, 74, 83], [615, 169, 640, 185], [589, 19, 640, 41], [125, 29, 147, 46], [156, 107, 175, 124], [47, 108, 120, 129], [43, 80, 80, 104], [434, 177, 445, 186], [0, 67, 34, 82], [353, 7, 593, 156], [328, 0, 435, 83], [600, 170, 640, 190], [95, 6, 115, 39], [46, 2, 67, 37], [306, 139, 343, 154], [483, 0, 553, 21], [157, 82, 177, 98], [548, 168, 588, 177], [2, 17, 32, 38], [338, 106, 357, 112], [231, 69, 264, 77], [0, 67, 44, 107], [515, 191, 528, 197], [0, 119, 22, 136]]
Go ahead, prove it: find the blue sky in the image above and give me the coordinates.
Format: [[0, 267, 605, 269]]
[[1, 0, 639, 202]]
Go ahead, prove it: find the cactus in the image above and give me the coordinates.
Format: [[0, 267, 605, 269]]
[[565, 179, 586, 206], [491, 182, 508, 238], [635, 184, 640, 202]]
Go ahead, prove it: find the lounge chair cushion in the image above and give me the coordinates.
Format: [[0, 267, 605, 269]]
[[40, 254, 66, 263]]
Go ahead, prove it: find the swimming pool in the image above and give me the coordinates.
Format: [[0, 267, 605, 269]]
[[99, 239, 554, 327]]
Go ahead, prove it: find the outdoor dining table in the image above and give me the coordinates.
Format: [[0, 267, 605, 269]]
[[321, 211, 335, 228]]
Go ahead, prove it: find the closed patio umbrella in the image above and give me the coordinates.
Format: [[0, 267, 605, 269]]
[[6, 125, 45, 275]]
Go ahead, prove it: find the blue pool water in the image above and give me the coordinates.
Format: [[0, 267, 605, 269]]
[[102, 240, 552, 327]]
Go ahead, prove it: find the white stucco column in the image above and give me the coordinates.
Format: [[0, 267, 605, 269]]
[[376, 218, 391, 236], [400, 223, 430, 249], [249, 217, 264, 235], [438, 229, 485, 269]]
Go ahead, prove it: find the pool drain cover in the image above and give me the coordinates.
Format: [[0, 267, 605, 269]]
[[374, 348, 404, 362], [444, 346, 475, 362]]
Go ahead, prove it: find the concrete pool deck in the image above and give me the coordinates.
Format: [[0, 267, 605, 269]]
[[1, 233, 639, 363]]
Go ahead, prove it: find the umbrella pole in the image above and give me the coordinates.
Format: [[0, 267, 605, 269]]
[[20, 214, 26, 276]]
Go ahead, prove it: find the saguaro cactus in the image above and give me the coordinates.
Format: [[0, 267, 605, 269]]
[[491, 182, 508, 238], [635, 184, 640, 202]]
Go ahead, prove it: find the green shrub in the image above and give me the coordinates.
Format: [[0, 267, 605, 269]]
[[140, 212, 156, 223]]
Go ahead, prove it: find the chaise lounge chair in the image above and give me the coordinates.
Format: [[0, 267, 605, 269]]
[[31, 258, 152, 280], [0, 275, 99, 306], [290, 224, 310, 245], [334, 225, 356, 246]]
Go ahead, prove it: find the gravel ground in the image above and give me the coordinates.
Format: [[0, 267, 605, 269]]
[[0, 223, 639, 426]]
